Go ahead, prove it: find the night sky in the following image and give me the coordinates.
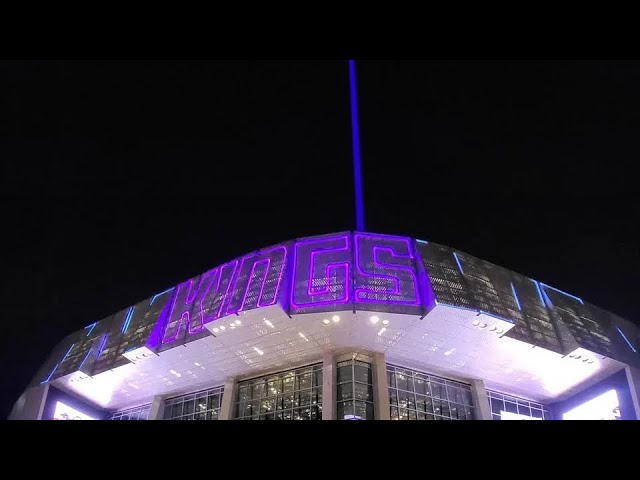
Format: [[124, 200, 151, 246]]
[[1, 60, 638, 419]]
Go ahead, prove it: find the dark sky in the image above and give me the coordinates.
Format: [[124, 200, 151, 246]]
[[1, 60, 638, 419]]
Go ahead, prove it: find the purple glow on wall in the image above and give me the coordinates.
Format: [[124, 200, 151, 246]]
[[200, 260, 239, 324], [224, 245, 287, 315], [146, 289, 175, 350], [290, 234, 352, 309], [413, 240, 437, 315], [161, 268, 219, 344], [354, 233, 420, 305]]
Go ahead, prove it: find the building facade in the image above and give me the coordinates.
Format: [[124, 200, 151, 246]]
[[10, 231, 640, 420]]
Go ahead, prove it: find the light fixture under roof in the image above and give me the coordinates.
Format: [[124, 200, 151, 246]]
[[322, 319, 331, 325], [377, 327, 386, 336], [332, 315, 340, 323], [298, 332, 309, 341], [382, 319, 389, 326], [212, 327, 219, 333], [219, 325, 226, 331], [194, 362, 201, 366], [370, 315, 380, 324], [235, 319, 241, 326], [264, 319, 274, 328], [253, 346, 264, 355]]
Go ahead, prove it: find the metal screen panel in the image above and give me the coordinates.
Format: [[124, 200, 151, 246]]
[[289, 232, 352, 315], [353, 233, 423, 316]]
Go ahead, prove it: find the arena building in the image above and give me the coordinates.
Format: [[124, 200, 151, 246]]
[[9, 231, 640, 420]]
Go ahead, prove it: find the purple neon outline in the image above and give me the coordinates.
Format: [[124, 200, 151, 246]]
[[150, 287, 175, 305], [161, 269, 218, 343], [41, 363, 59, 384], [78, 344, 95, 370], [510, 282, 522, 311], [413, 238, 437, 314], [289, 234, 351, 309], [162, 258, 242, 344], [531, 279, 546, 307], [354, 233, 420, 305], [224, 245, 287, 316], [539, 282, 584, 305], [204, 259, 239, 323], [40, 342, 76, 384], [84, 322, 97, 336], [145, 289, 175, 349], [616, 327, 637, 353], [187, 267, 222, 335], [96, 334, 108, 359], [453, 252, 465, 275], [121, 306, 134, 334]]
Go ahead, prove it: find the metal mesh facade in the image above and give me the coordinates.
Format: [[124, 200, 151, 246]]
[[33, 231, 640, 389]]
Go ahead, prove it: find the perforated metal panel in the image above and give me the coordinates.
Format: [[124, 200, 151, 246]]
[[289, 232, 352, 315], [32, 231, 640, 392]]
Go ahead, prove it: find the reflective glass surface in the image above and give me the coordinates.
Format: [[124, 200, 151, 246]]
[[387, 365, 474, 420]]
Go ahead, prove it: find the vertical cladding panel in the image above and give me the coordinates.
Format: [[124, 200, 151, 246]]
[[541, 287, 615, 358], [416, 241, 475, 310], [155, 242, 289, 351], [157, 270, 216, 352], [91, 311, 132, 375], [420, 241, 565, 354], [49, 319, 111, 381], [508, 277, 565, 354], [289, 232, 353, 315], [354, 233, 424, 316], [594, 306, 640, 365], [455, 252, 515, 321], [115, 294, 174, 359], [224, 243, 288, 315], [32, 333, 80, 386], [32, 232, 640, 389]]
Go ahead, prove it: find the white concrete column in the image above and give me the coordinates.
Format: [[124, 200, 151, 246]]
[[624, 365, 640, 420], [322, 351, 336, 420], [219, 377, 237, 420], [147, 394, 169, 420], [8, 384, 49, 420], [470, 379, 492, 420], [372, 351, 390, 420]]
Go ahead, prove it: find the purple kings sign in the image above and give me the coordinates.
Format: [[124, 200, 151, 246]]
[[152, 232, 435, 348], [38, 230, 637, 386]]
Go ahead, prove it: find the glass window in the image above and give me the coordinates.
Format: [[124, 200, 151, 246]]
[[354, 362, 373, 384], [337, 362, 353, 383], [387, 364, 474, 420], [337, 359, 374, 420], [486, 390, 548, 420], [163, 386, 224, 420], [234, 363, 322, 420]]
